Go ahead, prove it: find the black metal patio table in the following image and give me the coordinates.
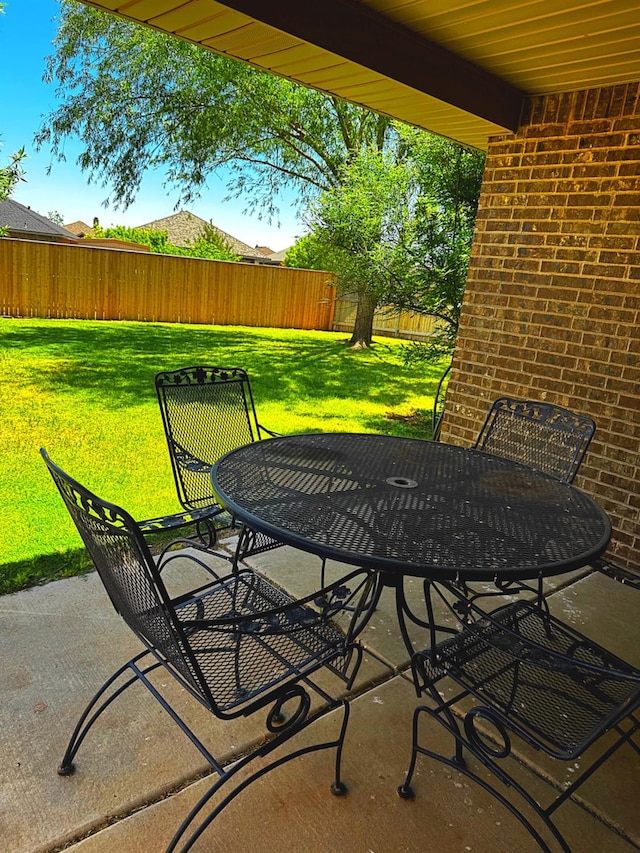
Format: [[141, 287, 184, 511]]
[[211, 432, 611, 646]]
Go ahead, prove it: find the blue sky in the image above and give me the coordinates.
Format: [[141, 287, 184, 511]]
[[0, 0, 304, 250]]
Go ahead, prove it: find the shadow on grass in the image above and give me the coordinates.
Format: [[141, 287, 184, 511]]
[[0, 548, 94, 596], [3, 320, 445, 410], [0, 527, 211, 596]]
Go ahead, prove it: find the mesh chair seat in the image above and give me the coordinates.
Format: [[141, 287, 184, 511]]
[[400, 595, 640, 851], [41, 448, 373, 853], [415, 600, 640, 758], [173, 569, 360, 716]]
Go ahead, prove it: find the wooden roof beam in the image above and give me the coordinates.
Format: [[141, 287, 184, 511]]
[[216, 0, 526, 130]]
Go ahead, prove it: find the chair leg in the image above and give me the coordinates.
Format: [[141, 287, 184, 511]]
[[166, 698, 352, 853], [330, 696, 351, 796], [398, 703, 574, 853], [397, 705, 425, 800], [58, 651, 161, 775], [59, 650, 224, 777]]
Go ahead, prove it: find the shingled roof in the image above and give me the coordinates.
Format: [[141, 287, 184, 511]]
[[0, 199, 78, 243], [138, 210, 271, 262], [64, 220, 95, 237]]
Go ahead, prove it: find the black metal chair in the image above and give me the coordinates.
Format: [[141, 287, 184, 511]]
[[431, 360, 452, 442], [595, 556, 640, 589], [398, 584, 640, 852], [41, 448, 374, 853], [155, 365, 284, 562], [467, 396, 597, 609], [472, 399, 640, 595], [474, 397, 596, 483]]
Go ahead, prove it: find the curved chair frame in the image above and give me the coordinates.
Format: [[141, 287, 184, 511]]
[[431, 360, 452, 442], [398, 584, 640, 852], [42, 448, 374, 853]]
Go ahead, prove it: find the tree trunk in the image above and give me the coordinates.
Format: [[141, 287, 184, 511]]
[[348, 291, 376, 348]]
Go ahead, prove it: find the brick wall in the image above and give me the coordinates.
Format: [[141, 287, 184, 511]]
[[442, 82, 640, 570]]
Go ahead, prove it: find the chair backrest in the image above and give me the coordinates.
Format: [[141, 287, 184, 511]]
[[40, 449, 209, 698], [155, 366, 262, 511], [474, 397, 595, 483]]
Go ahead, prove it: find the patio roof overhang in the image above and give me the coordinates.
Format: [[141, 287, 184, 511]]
[[80, 0, 640, 150]]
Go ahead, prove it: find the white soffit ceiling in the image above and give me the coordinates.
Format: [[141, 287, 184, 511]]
[[79, 1, 640, 150]]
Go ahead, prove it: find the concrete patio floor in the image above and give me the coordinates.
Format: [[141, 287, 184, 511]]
[[1, 540, 638, 852]]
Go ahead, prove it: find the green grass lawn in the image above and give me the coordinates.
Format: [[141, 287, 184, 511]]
[[1, 317, 448, 594]]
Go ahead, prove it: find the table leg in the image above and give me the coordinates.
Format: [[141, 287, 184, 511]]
[[371, 573, 459, 657]]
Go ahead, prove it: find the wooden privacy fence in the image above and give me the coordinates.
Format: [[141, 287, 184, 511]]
[[0, 239, 336, 330], [333, 294, 438, 341], [1, 238, 440, 340]]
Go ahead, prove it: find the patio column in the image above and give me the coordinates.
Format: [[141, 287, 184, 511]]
[[443, 82, 640, 571]]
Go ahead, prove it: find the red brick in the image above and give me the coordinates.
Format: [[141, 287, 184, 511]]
[[539, 260, 583, 275], [606, 220, 639, 235], [554, 248, 599, 262], [567, 120, 614, 136], [612, 192, 640, 206], [566, 193, 613, 207], [598, 250, 637, 265], [546, 233, 589, 247], [601, 177, 640, 192], [572, 163, 618, 178], [619, 162, 640, 176], [588, 235, 635, 249], [582, 263, 628, 278]]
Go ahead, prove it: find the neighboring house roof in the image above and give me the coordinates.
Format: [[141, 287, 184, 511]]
[[0, 199, 79, 243], [63, 218, 149, 252], [138, 210, 270, 262], [64, 220, 95, 237], [267, 248, 289, 264]]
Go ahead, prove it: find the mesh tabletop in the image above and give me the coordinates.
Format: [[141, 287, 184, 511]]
[[211, 433, 611, 581]]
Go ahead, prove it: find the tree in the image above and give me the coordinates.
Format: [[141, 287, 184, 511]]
[[38, 2, 394, 217], [306, 131, 484, 349], [36, 1, 395, 341], [0, 147, 26, 236], [38, 2, 483, 348], [183, 224, 240, 261], [283, 233, 329, 271], [385, 129, 485, 364], [307, 146, 416, 347], [0, 147, 24, 199]]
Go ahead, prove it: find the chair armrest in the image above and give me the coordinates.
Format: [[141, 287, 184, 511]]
[[170, 439, 212, 473], [257, 423, 280, 439]]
